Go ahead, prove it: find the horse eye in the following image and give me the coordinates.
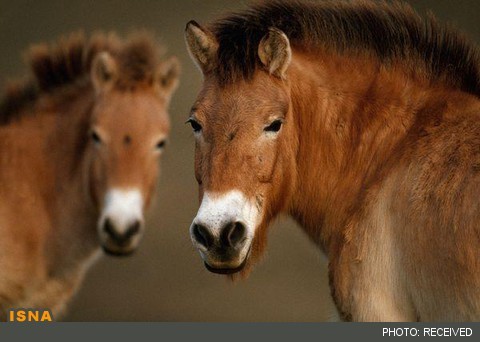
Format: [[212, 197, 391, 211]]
[[187, 119, 202, 133], [156, 139, 167, 150], [90, 130, 102, 144], [264, 119, 283, 133]]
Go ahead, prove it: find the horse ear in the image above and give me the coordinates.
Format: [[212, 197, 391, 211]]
[[185, 20, 218, 73], [91, 52, 117, 92], [258, 28, 292, 79], [156, 56, 181, 100]]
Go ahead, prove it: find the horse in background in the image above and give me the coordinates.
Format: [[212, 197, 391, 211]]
[[0, 32, 179, 319], [185, 0, 480, 321]]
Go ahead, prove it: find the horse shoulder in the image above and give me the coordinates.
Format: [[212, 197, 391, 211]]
[[330, 102, 480, 321], [395, 105, 480, 320], [329, 169, 417, 321]]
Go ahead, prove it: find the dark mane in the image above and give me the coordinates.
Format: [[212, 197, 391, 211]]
[[210, 0, 480, 94], [0, 31, 164, 125]]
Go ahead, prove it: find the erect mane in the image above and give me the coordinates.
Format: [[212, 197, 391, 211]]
[[0, 31, 164, 125], [210, 0, 480, 95]]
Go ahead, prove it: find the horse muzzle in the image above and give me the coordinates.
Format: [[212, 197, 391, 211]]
[[99, 217, 144, 256], [190, 190, 259, 274], [190, 220, 253, 274], [98, 188, 145, 256]]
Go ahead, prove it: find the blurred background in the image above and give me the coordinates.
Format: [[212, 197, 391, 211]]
[[0, 0, 478, 321]]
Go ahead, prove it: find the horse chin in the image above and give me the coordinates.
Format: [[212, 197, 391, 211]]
[[203, 246, 251, 275], [204, 258, 247, 275], [101, 245, 137, 257]]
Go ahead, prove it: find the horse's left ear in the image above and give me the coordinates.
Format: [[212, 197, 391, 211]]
[[258, 28, 292, 79], [91, 52, 117, 93], [155, 56, 181, 100]]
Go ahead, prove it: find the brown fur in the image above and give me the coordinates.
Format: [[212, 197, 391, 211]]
[[0, 32, 179, 319], [1, 31, 171, 125], [207, 0, 480, 94], [186, 0, 480, 321]]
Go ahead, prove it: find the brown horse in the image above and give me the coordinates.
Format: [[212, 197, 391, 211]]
[[185, 0, 480, 321], [0, 32, 179, 319]]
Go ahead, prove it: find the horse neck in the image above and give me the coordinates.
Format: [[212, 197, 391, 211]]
[[50, 88, 94, 197], [286, 50, 450, 253], [30, 87, 98, 273]]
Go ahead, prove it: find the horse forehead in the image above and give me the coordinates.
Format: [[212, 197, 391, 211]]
[[200, 79, 287, 118], [96, 91, 167, 127], [203, 101, 282, 131], [108, 90, 163, 112]]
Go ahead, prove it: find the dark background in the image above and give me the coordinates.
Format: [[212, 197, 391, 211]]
[[0, 0, 478, 321]]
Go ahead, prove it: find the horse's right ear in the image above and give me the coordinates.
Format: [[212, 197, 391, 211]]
[[185, 20, 218, 73], [91, 52, 117, 93]]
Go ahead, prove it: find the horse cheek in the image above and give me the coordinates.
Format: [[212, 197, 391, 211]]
[[89, 156, 107, 209]]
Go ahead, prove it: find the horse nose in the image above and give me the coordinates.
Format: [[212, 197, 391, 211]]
[[221, 221, 247, 249], [192, 221, 247, 250], [103, 218, 141, 244], [191, 223, 214, 249]]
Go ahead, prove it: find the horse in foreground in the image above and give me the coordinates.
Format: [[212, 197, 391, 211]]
[[0, 32, 179, 319], [185, 0, 480, 321]]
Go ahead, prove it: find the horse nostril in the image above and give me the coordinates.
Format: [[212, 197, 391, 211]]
[[125, 220, 141, 239], [103, 218, 116, 238], [222, 221, 247, 248], [192, 223, 213, 249]]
